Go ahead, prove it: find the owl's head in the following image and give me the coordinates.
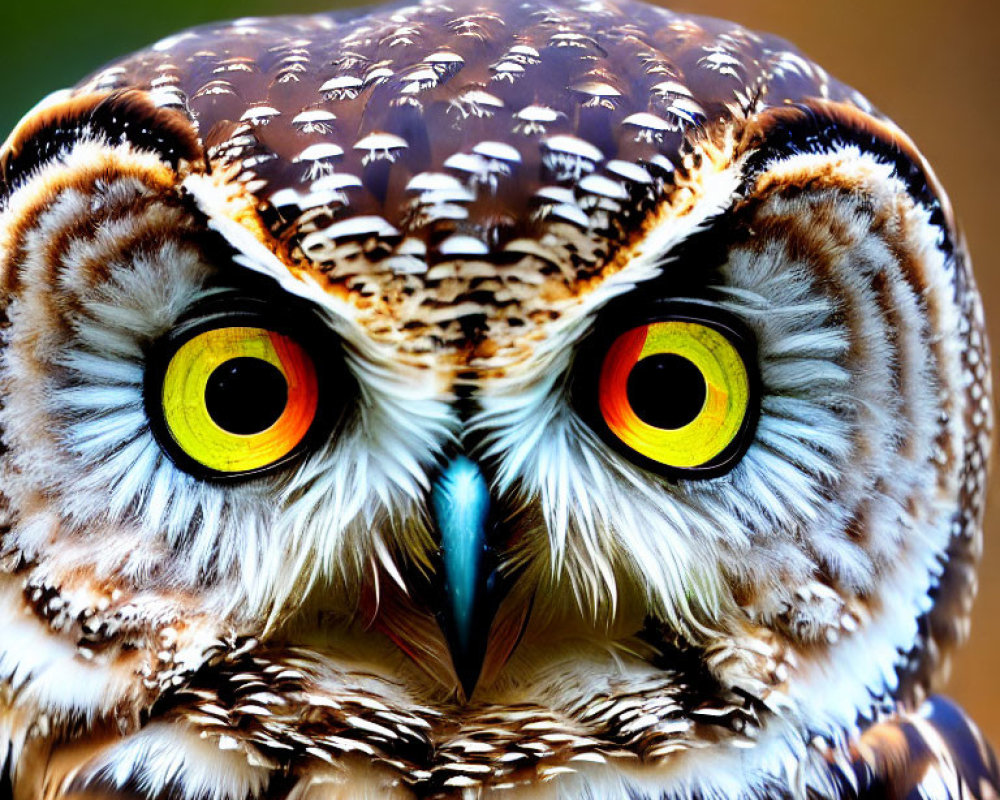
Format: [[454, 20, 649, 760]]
[[0, 1, 991, 798]]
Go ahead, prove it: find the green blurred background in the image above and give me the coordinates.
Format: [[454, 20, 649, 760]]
[[4, 0, 998, 743]]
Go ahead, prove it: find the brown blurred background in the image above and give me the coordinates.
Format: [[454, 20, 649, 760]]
[[3, 0, 998, 743]]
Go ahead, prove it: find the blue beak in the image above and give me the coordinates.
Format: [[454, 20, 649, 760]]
[[431, 456, 496, 697]]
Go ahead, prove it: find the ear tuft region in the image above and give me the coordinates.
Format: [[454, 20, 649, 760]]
[[0, 89, 202, 197]]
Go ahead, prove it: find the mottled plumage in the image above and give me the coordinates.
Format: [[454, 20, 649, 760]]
[[0, 0, 995, 798]]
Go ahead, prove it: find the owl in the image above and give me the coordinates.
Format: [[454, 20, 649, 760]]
[[0, 0, 995, 798]]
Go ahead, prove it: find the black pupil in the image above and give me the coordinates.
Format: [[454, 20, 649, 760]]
[[205, 357, 288, 435], [626, 353, 707, 430]]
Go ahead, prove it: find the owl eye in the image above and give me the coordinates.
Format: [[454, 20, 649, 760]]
[[145, 301, 335, 479], [577, 303, 758, 479]]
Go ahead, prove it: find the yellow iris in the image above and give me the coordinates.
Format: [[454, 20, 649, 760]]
[[161, 326, 318, 474], [598, 320, 750, 469]]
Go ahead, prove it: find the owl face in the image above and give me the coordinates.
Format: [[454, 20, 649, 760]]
[[0, 1, 991, 798]]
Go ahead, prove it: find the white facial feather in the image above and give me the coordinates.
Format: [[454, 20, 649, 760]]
[[0, 147, 460, 623], [89, 723, 272, 800]]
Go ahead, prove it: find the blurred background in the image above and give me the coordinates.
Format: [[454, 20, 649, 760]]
[[3, 0, 997, 742]]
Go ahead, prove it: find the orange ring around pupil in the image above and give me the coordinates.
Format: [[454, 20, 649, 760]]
[[598, 326, 648, 441], [597, 321, 750, 469], [161, 327, 319, 473], [267, 331, 319, 445]]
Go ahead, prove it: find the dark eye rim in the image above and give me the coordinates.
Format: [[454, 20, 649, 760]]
[[143, 294, 347, 482], [571, 299, 761, 481]]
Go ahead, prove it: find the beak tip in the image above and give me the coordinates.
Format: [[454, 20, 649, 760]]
[[455, 646, 486, 701]]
